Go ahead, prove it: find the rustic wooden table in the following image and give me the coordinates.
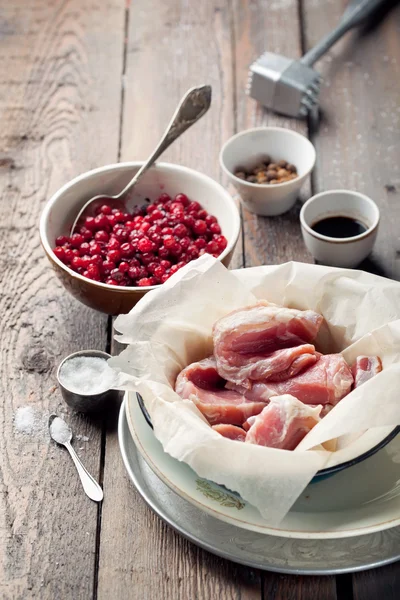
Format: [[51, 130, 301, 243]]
[[1, 0, 400, 598]]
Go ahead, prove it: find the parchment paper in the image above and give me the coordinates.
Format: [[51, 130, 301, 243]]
[[110, 255, 400, 525]]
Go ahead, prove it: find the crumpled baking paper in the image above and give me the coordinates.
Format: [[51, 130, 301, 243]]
[[109, 255, 400, 525]]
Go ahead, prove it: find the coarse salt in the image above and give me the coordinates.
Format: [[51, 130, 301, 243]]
[[59, 356, 117, 395], [14, 406, 47, 437]]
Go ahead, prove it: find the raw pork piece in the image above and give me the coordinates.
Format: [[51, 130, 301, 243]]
[[245, 395, 322, 450], [212, 424, 246, 442], [352, 355, 382, 389], [175, 356, 226, 397], [216, 344, 319, 388], [213, 301, 324, 384], [230, 354, 354, 406], [175, 357, 267, 425], [242, 415, 257, 431]]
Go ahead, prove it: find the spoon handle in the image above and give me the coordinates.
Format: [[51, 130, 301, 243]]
[[64, 441, 104, 502], [118, 85, 212, 199]]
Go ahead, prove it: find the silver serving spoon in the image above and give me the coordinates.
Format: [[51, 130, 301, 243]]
[[49, 414, 103, 502], [71, 84, 212, 235]]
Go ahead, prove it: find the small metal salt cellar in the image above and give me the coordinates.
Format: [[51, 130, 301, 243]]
[[57, 350, 121, 414]]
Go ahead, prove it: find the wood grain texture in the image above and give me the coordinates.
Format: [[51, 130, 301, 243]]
[[353, 562, 400, 600], [96, 2, 261, 598], [232, 0, 313, 268], [303, 0, 400, 279], [0, 0, 124, 598]]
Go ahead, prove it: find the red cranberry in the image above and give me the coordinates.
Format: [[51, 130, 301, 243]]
[[160, 259, 171, 270], [148, 225, 162, 236], [105, 278, 118, 286], [161, 227, 173, 236], [209, 222, 221, 234], [205, 214, 217, 226], [193, 220, 207, 235], [169, 265, 179, 275], [215, 235, 227, 251], [94, 230, 109, 243], [84, 216, 97, 230], [86, 264, 101, 280], [180, 236, 191, 250], [53, 246, 65, 261], [119, 242, 133, 258], [137, 237, 155, 253], [89, 242, 102, 255], [107, 237, 120, 250], [158, 193, 171, 204], [188, 201, 200, 213], [170, 201, 184, 213], [183, 215, 195, 229], [56, 235, 69, 246], [206, 240, 219, 254], [197, 209, 207, 220], [140, 221, 151, 233], [78, 242, 90, 256], [188, 244, 199, 258], [114, 228, 129, 242], [107, 214, 118, 227], [175, 193, 189, 207], [194, 237, 207, 249], [107, 249, 121, 263], [102, 260, 116, 274], [160, 273, 170, 283], [109, 268, 124, 282], [173, 224, 188, 238], [169, 241, 182, 256], [100, 204, 112, 215], [94, 214, 109, 229], [163, 235, 175, 250], [90, 254, 103, 266], [158, 246, 169, 259], [70, 233, 84, 248], [153, 265, 166, 279], [128, 265, 140, 279], [63, 248, 75, 262], [114, 210, 127, 223], [137, 278, 153, 287], [140, 252, 156, 265], [71, 256, 84, 270], [149, 209, 163, 222]]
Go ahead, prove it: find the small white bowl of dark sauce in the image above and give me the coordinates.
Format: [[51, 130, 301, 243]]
[[300, 190, 380, 268]]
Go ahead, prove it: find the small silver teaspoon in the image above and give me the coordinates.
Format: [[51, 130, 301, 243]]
[[49, 414, 103, 502], [70, 84, 212, 234]]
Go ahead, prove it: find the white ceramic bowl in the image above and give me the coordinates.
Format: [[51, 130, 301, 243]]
[[300, 190, 380, 268], [220, 127, 316, 216], [40, 162, 241, 314]]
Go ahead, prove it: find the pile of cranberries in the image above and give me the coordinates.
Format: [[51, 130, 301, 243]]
[[52, 193, 228, 287]]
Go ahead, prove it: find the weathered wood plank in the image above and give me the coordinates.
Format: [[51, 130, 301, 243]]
[[0, 0, 124, 598], [302, 0, 400, 596], [96, 1, 262, 598], [353, 563, 400, 600], [302, 0, 400, 279], [232, 0, 313, 268]]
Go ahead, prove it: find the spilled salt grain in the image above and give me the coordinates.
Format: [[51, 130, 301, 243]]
[[14, 406, 48, 437], [59, 356, 117, 395]]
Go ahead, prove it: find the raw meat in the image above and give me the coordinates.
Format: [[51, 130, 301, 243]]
[[245, 395, 322, 450], [230, 354, 353, 406], [242, 415, 257, 431], [213, 301, 323, 384], [175, 357, 267, 425], [212, 424, 246, 442], [352, 355, 382, 388], [215, 344, 319, 388], [175, 356, 225, 397]]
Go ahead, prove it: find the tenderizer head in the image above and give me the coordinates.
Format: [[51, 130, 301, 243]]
[[247, 52, 321, 118]]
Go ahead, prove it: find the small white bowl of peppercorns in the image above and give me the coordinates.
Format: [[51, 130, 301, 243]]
[[220, 127, 316, 216], [40, 162, 240, 314]]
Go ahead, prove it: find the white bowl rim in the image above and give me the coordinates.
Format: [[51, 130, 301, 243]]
[[300, 189, 380, 244], [219, 126, 316, 189], [40, 161, 241, 292]]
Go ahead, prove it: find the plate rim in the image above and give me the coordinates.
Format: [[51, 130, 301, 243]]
[[125, 391, 400, 539], [118, 399, 400, 575]]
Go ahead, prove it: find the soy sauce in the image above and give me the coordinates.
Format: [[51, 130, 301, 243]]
[[311, 216, 367, 238]]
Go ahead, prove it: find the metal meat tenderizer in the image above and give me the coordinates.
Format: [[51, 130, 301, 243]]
[[248, 0, 387, 118]]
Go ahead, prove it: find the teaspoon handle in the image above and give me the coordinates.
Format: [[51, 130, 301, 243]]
[[119, 85, 212, 198], [64, 441, 104, 502]]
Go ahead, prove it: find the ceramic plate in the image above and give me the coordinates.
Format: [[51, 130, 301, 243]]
[[125, 391, 400, 540], [119, 400, 400, 574]]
